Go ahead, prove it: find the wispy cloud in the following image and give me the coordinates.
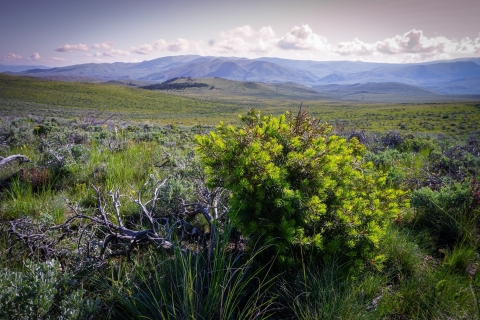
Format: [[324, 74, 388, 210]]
[[55, 43, 89, 52], [92, 42, 115, 50], [130, 38, 193, 54], [1, 52, 65, 65], [2, 53, 23, 60], [103, 49, 130, 57]]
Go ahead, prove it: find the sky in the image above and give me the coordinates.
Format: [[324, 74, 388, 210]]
[[1, 0, 480, 67]]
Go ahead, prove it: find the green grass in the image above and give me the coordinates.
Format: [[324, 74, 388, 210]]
[[1, 74, 479, 137], [104, 231, 276, 320]]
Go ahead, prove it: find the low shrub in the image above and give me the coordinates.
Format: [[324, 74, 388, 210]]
[[196, 109, 409, 266]]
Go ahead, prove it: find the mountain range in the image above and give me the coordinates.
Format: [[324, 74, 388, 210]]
[[3, 55, 480, 96]]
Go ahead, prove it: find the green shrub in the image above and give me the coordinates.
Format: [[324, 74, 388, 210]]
[[196, 109, 408, 264], [410, 182, 477, 247], [0, 259, 99, 319]]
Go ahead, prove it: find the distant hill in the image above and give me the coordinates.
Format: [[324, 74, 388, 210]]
[[424, 76, 480, 95], [371, 61, 480, 82], [311, 82, 477, 102], [11, 55, 480, 95], [141, 77, 327, 101], [0, 64, 49, 73]]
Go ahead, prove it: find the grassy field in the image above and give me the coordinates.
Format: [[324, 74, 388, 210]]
[[1, 74, 479, 138]]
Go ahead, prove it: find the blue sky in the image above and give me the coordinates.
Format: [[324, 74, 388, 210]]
[[2, 0, 480, 66]]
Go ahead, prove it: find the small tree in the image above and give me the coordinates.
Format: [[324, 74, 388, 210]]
[[196, 109, 408, 264]]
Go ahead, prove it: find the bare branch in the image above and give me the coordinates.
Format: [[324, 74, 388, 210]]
[[0, 154, 32, 167]]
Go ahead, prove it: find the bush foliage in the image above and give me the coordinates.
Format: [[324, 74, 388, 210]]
[[196, 109, 408, 263]]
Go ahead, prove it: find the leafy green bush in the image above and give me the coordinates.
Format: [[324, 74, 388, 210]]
[[196, 109, 408, 264], [410, 181, 478, 247]]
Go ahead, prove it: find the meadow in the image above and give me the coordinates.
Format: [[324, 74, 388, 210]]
[[1, 74, 479, 137], [0, 73, 479, 319]]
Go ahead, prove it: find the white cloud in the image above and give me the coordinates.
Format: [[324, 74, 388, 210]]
[[48, 57, 66, 62], [86, 52, 104, 58], [131, 38, 193, 54], [3, 53, 23, 60], [103, 49, 131, 57], [277, 24, 330, 51], [166, 38, 190, 52], [333, 29, 480, 61], [131, 39, 167, 54], [55, 43, 89, 52], [219, 25, 256, 39], [30, 52, 41, 60], [212, 25, 278, 54], [335, 38, 374, 56], [374, 29, 448, 55], [92, 42, 115, 50], [2, 51, 69, 65]]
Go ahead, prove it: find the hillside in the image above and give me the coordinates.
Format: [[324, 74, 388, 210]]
[[0, 74, 235, 125], [138, 77, 328, 103], [1, 73, 479, 136]]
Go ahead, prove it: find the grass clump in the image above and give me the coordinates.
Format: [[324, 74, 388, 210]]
[[105, 231, 276, 320]]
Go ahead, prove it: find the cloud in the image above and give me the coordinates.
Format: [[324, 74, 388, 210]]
[[1, 52, 68, 65], [212, 25, 278, 54], [92, 42, 115, 50], [30, 52, 41, 60], [374, 29, 449, 55], [166, 38, 190, 52], [102, 49, 131, 57], [131, 40, 167, 54], [48, 57, 66, 62], [333, 29, 480, 60], [210, 25, 480, 61], [456, 33, 480, 54], [277, 24, 330, 51], [55, 43, 89, 52], [86, 52, 104, 58], [335, 38, 374, 56], [219, 25, 257, 39], [3, 53, 23, 60], [131, 38, 192, 54]]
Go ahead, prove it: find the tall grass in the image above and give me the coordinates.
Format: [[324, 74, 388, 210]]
[[103, 230, 276, 320], [278, 258, 384, 319]]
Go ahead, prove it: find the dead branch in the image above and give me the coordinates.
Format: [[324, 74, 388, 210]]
[[0, 154, 32, 167], [64, 183, 175, 260], [6, 218, 67, 260], [5, 166, 230, 266]]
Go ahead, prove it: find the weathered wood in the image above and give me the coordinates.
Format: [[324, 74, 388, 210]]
[[0, 154, 31, 167]]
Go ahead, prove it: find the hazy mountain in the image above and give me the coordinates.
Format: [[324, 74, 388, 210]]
[[424, 75, 480, 95], [370, 61, 480, 82], [140, 58, 316, 83], [17, 62, 137, 79], [0, 64, 49, 73], [312, 82, 450, 102], [12, 55, 480, 94]]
